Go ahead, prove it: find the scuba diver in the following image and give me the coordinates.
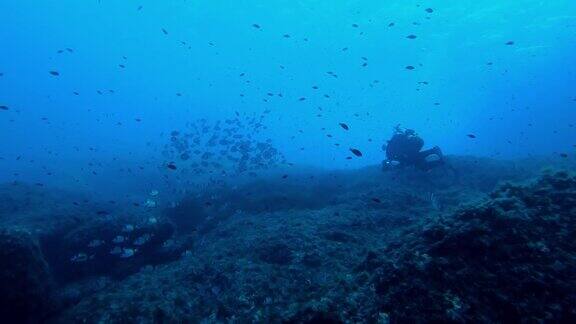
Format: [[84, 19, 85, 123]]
[[382, 125, 444, 171]]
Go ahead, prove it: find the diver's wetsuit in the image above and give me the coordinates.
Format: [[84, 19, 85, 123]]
[[384, 129, 444, 171]]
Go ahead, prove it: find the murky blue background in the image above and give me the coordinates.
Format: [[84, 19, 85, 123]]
[[1, 0, 575, 195]]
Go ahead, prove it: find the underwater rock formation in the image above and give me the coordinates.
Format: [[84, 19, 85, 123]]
[[370, 171, 576, 322], [0, 183, 186, 284], [1, 157, 574, 322], [49, 218, 177, 282], [0, 228, 54, 322]]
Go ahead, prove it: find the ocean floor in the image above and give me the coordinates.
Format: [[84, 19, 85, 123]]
[[1, 155, 575, 323]]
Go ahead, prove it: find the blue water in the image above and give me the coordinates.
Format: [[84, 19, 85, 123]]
[[1, 0, 575, 193], [3, 2, 576, 322]]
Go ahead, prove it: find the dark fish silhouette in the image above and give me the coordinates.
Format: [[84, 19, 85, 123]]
[[467, 134, 477, 138], [49, 71, 60, 76], [339, 123, 349, 130], [350, 148, 362, 157]]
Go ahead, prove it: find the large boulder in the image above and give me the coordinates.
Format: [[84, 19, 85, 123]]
[[0, 228, 54, 322], [369, 171, 576, 322]]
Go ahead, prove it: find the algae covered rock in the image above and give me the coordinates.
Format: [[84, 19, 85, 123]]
[[258, 242, 294, 265], [47, 164, 576, 323], [0, 228, 54, 322], [371, 171, 576, 322]]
